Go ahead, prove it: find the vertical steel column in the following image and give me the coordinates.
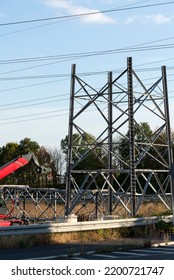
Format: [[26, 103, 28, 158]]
[[108, 71, 113, 214], [127, 57, 136, 216], [162, 65, 174, 224], [65, 64, 76, 216]]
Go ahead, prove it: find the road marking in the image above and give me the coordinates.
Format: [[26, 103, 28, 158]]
[[133, 248, 174, 254], [26, 250, 96, 260], [92, 253, 119, 259], [156, 246, 174, 251], [27, 254, 68, 260], [70, 256, 87, 260], [111, 251, 147, 256]]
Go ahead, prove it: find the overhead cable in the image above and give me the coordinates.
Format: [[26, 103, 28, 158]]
[[0, 1, 174, 27]]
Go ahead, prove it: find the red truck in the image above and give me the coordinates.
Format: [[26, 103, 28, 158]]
[[0, 153, 51, 226]]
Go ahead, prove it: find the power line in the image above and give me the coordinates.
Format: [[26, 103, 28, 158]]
[[1, 38, 174, 66], [0, 78, 69, 94], [0, 93, 69, 108], [0, 73, 70, 81], [0, 112, 68, 125], [0, 17, 80, 37], [0, 97, 69, 112], [1, 42, 174, 79], [0, 108, 69, 121], [0, 1, 174, 27], [1, 43, 174, 81]]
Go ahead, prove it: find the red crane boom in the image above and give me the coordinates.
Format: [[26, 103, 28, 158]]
[[0, 152, 51, 180]]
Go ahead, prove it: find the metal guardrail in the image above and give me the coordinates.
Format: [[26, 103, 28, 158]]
[[0, 215, 172, 236]]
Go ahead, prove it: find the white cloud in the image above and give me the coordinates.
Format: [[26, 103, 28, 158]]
[[143, 14, 171, 24], [124, 15, 138, 25], [43, 0, 115, 24], [124, 14, 172, 25]]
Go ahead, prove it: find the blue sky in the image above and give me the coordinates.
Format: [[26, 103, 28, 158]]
[[0, 0, 174, 149]]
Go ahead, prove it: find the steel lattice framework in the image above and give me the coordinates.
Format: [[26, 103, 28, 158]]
[[0, 186, 66, 222], [65, 57, 174, 218]]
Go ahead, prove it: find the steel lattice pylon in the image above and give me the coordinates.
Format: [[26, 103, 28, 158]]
[[65, 57, 174, 218]]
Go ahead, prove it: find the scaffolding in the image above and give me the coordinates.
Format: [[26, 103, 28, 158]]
[[65, 57, 174, 218]]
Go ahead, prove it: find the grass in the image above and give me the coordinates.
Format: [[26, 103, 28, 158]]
[[0, 222, 173, 250], [0, 231, 145, 251]]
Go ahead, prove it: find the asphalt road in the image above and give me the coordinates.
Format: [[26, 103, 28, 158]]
[[0, 243, 98, 260], [0, 241, 174, 260]]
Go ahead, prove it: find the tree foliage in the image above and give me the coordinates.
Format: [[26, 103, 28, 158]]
[[61, 132, 107, 170]]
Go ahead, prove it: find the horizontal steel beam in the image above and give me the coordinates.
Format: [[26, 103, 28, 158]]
[[0, 215, 172, 236]]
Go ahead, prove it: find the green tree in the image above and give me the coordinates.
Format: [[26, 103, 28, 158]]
[[18, 137, 40, 154], [0, 142, 18, 164]]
